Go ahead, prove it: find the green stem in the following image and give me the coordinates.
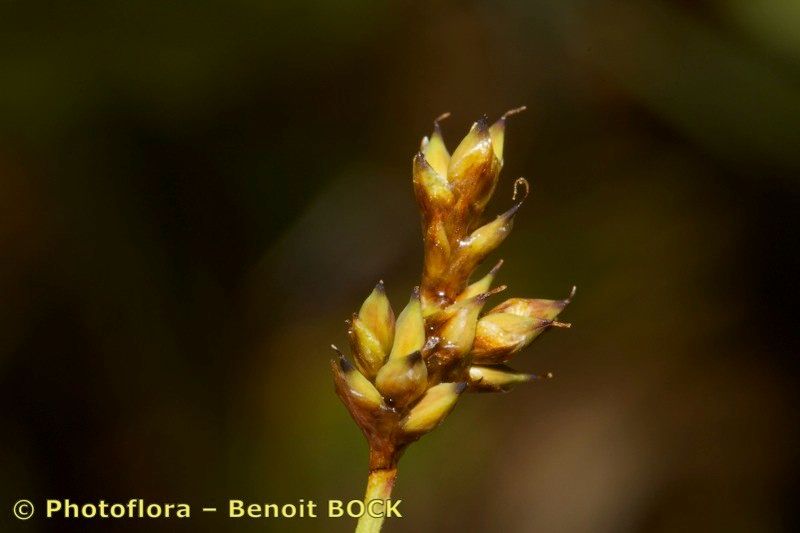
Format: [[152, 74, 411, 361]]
[[354, 468, 397, 533]]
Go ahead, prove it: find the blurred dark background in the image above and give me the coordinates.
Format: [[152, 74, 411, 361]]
[[1, 1, 798, 532]]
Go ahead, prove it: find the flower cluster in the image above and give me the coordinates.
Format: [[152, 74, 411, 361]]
[[332, 110, 573, 472]]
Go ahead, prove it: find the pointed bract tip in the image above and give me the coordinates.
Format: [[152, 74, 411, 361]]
[[455, 382, 468, 394], [502, 105, 527, 119], [567, 285, 577, 301], [489, 259, 505, 276], [411, 285, 421, 300], [434, 111, 451, 124], [512, 177, 530, 202], [502, 199, 524, 220], [469, 116, 489, 134], [551, 320, 572, 329], [375, 279, 386, 293], [331, 344, 343, 356]]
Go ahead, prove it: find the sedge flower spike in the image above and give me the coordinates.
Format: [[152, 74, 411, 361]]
[[331, 109, 574, 533]]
